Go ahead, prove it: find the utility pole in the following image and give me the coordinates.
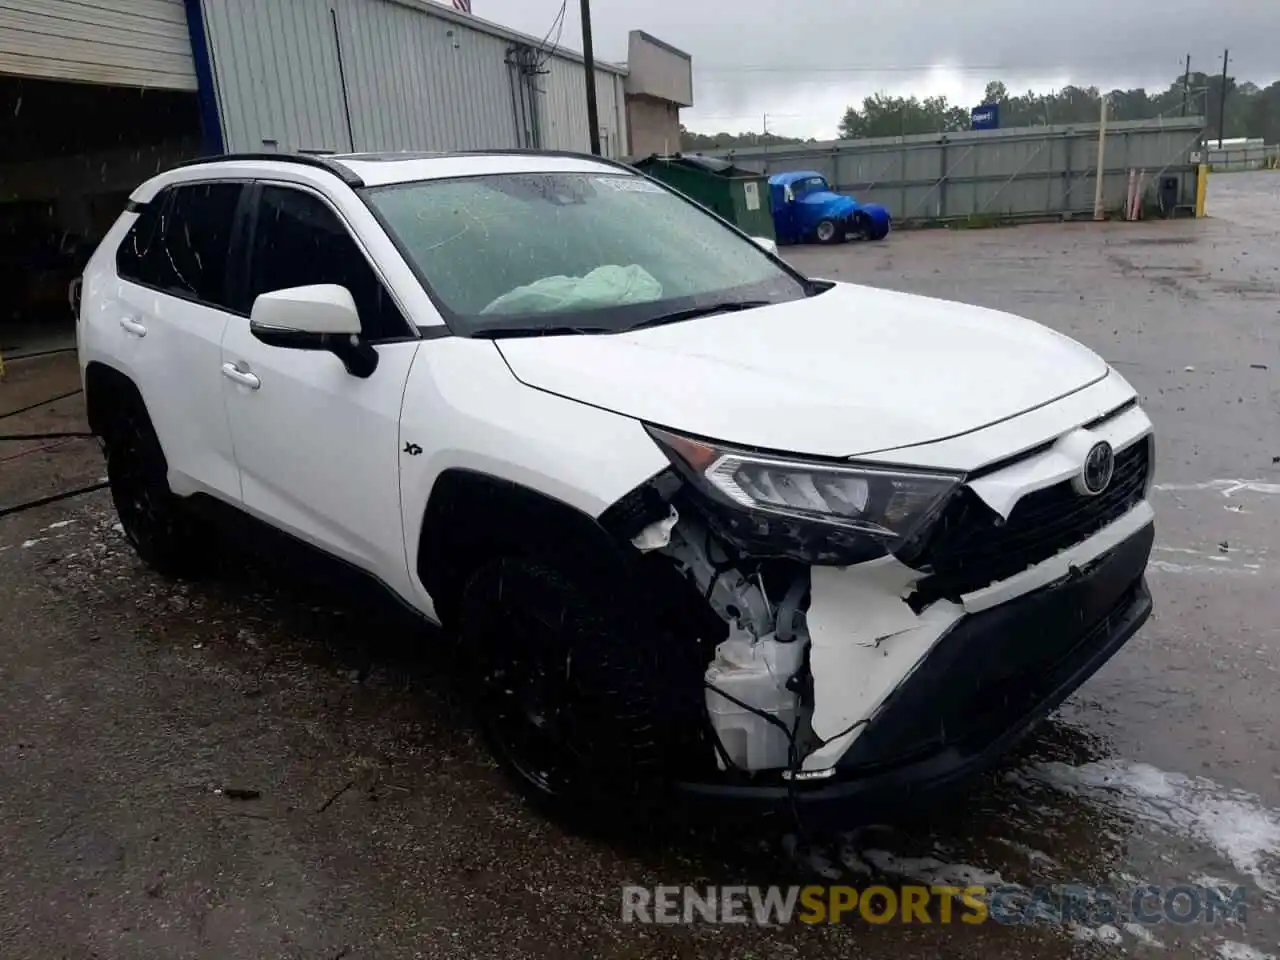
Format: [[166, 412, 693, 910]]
[[1181, 54, 1191, 117], [1092, 94, 1109, 221], [762, 113, 769, 139], [579, 0, 600, 155], [1217, 48, 1230, 148]]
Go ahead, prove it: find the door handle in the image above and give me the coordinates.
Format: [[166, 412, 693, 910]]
[[119, 317, 147, 337], [221, 362, 261, 390]]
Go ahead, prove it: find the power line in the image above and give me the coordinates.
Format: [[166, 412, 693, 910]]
[[694, 113, 807, 120], [532, 0, 567, 67], [693, 58, 1201, 76], [534, 0, 567, 49]]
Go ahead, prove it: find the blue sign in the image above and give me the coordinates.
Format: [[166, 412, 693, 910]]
[[971, 103, 1000, 130]]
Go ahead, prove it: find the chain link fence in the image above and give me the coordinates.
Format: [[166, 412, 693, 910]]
[[1200, 142, 1280, 172]]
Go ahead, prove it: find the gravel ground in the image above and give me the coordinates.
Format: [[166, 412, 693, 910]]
[[1, 172, 1277, 960]]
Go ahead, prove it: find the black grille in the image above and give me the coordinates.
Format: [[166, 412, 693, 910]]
[[910, 436, 1152, 601]]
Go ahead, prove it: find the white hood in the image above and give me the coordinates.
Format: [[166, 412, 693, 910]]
[[495, 282, 1109, 458]]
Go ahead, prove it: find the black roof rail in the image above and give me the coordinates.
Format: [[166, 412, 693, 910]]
[[170, 152, 364, 187]]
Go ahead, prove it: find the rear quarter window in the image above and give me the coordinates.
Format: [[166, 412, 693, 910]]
[[115, 182, 243, 311]]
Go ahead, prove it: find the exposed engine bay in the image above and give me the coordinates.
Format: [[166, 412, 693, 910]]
[[623, 409, 1156, 781], [633, 504, 961, 779], [654, 507, 812, 773]]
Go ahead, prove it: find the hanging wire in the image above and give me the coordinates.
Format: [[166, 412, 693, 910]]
[[532, 0, 568, 71]]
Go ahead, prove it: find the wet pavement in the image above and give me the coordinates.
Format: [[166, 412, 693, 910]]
[[2, 172, 1278, 959]]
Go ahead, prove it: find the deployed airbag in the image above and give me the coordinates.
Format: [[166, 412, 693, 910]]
[[481, 264, 663, 315]]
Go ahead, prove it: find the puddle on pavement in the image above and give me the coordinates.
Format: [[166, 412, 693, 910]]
[[1121, 236, 1200, 247], [774, 717, 1280, 956]]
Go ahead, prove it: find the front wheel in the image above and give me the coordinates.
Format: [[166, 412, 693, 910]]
[[102, 401, 209, 578], [814, 218, 841, 244], [459, 557, 687, 819]]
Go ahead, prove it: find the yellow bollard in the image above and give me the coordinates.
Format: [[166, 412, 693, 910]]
[[1195, 163, 1208, 218]]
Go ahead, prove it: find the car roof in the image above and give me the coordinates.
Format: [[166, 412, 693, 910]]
[[768, 171, 825, 186], [135, 150, 634, 200], [339, 150, 631, 186]]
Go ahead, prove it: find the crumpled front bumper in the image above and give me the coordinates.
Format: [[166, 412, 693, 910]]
[[671, 519, 1154, 826]]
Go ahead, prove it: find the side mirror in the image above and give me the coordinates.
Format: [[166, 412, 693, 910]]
[[751, 236, 778, 255], [250, 284, 378, 378]]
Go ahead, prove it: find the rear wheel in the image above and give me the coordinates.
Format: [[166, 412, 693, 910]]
[[459, 557, 688, 818], [102, 400, 208, 578], [814, 218, 840, 244]]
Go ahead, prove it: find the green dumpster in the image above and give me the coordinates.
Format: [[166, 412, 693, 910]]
[[633, 153, 775, 241]]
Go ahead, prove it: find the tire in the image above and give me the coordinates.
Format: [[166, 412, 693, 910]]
[[814, 218, 840, 244], [459, 556, 693, 819], [102, 399, 208, 578]]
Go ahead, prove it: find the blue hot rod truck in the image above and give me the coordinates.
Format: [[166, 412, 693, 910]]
[[768, 171, 892, 245]]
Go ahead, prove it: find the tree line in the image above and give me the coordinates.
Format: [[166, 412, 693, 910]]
[[680, 73, 1280, 150]]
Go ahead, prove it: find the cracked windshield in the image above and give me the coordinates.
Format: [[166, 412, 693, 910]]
[[1, 0, 1278, 958]]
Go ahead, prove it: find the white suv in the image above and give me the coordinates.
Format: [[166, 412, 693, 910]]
[[77, 151, 1155, 822]]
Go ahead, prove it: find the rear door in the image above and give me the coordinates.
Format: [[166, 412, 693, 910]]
[[110, 181, 247, 503], [219, 182, 421, 592]]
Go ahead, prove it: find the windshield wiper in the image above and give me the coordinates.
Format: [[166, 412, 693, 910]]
[[470, 300, 775, 338], [621, 300, 773, 333], [470, 323, 616, 339]]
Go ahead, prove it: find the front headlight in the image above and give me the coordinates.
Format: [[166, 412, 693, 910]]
[[647, 425, 962, 562]]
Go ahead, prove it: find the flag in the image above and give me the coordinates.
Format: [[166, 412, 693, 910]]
[[452, 0, 471, 11]]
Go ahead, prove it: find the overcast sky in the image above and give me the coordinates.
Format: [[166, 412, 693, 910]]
[[465, 0, 1277, 139]]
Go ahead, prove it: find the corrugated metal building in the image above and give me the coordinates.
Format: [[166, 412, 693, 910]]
[[200, 0, 631, 157], [1, 0, 689, 349]]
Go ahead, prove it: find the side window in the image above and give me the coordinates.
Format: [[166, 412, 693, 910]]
[[115, 183, 242, 310], [116, 192, 166, 284], [249, 186, 409, 341]]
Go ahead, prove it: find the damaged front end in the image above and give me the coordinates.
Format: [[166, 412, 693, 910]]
[[604, 416, 1155, 817]]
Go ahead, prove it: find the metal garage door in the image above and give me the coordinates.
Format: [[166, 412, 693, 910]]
[[0, 0, 196, 89]]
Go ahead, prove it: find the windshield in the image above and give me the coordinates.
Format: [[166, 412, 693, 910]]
[[362, 172, 808, 336], [790, 176, 829, 196]]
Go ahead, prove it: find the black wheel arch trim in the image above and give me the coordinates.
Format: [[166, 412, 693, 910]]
[[84, 361, 155, 448], [416, 467, 670, 627]]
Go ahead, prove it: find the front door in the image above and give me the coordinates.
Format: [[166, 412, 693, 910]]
[[219, 183, 421, 594]]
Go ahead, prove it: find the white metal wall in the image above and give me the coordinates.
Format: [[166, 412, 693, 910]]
[[202, 0, 628, 157], [539, 55, 626, 157], [335, 0, 517, 152], [202, 0, 352, 153], [0, 0, 196, 90]]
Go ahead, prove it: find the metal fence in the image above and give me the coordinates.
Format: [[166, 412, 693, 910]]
[[705, 117, 1207, 225], [1201, 142, 1280, 172]]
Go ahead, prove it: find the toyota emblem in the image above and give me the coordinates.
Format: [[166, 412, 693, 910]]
[[1080, 441, 1115, 496]]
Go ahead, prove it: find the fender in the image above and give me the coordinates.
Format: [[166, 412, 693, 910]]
[[395, 335, 669, 620]]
